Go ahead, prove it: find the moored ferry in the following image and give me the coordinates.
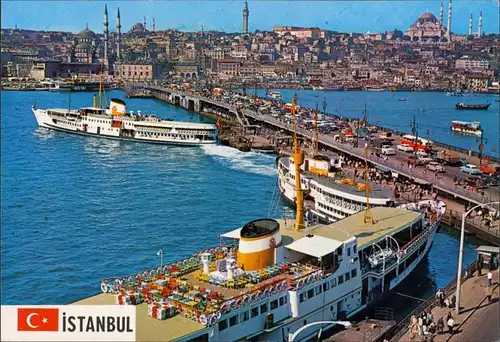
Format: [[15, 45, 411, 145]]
[[32, 98, 217, 146], [451, 120, 482, 136]]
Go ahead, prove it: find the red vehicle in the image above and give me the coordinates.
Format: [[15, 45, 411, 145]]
[[400, 134, 433, 152], [480, 163, 499, 175], [404, 155, 425, 165]]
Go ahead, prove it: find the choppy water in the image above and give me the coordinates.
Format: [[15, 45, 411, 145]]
[[1, 90, 478, 305]]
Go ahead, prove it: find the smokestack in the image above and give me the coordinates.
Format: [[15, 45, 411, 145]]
[[446, 0, 452, 40], [439, 2, 444, 25], [477, 11, 483, 38], [469, 14, 473, 35]]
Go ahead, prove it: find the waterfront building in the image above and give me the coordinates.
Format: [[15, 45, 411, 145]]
[[115, 62, 159, 82], [216, 58, 241, 76], [466, 74, 489, 91]]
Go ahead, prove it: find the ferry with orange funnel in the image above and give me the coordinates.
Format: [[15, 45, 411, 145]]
[[76, 95, 446, 342]]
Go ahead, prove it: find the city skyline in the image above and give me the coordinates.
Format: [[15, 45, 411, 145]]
[[1, 1, 498, 35]]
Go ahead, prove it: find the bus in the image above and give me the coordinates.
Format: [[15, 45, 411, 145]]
[[400, 134, 433, 152]]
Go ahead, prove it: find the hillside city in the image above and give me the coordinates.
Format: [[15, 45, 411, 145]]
[[1, 1, 499, 92]]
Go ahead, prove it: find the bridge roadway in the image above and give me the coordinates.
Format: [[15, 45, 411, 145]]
[[146, 86, 499, 208]]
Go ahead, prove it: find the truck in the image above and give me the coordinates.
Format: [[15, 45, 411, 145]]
[[436, 151, 462, 166], [480, 163, 500, 175]]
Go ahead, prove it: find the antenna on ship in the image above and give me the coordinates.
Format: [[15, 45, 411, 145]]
[[292, 93, 305, 231], [363, 143, 375, 225]]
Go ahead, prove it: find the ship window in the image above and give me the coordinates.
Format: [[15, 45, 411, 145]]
[[323, 282, 330, 292], [345, 272, 351, 281], [260, 303, 268, 314], [279, 296, 286, 306], [351, 269, 357, 278], [241, 311, 249, 322], [218, 319, 228, 331], [338, 275, 344, 285], [353, 245, 357, 253], [251, 307, 259, 318], [299, 293, 306, 303], [270, 300, 278, 310], [347, 247, 351, 257], [307, 289, 314, 299], [315, 286, 322, 295], [229, 315, 238, 327]]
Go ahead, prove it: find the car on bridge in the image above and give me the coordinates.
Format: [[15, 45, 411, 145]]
[[460, 164, 482, 175], [397, 144, 414, 152], [426, 161, 446, 173], [381, 146, 396, 155], [404, 155, 425, 165]]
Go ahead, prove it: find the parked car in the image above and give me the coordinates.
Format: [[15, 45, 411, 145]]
[[381, 146, 396, 155], [481, 175, 499, 187], [460, 164, 482, 175], [427, 161, 446, 173], [404, 155, 425, 165], [397, 144, 414, 152]]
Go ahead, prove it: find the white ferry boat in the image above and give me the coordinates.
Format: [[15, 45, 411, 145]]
[[32, 98, 217, 146], [451, 120, 482, 136], [277, 155, 396, 223], [75, 95, 446, 342], [268, 91, 281, 99]]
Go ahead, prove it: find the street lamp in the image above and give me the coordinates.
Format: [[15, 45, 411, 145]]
[[288, 321, 352, 342], [157, 249, 164, 267], [455, 201, 500, 314]]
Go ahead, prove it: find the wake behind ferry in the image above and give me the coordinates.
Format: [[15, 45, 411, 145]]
[[32, 98, 217, 146], [76, 95, 446, 342]]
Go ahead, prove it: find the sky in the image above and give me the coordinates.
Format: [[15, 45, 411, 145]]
[[1, 1, 498, 35]]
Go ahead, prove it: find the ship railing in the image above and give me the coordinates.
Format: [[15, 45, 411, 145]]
[[383, 261, 477, 342]]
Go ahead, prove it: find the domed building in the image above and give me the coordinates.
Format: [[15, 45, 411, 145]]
[[71, 25, 100, 63], [405, 12, 447, 41]]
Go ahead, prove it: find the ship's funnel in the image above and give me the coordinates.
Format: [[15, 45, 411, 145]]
[[237, 219, 281, 271], [110, 98, 126, 115]]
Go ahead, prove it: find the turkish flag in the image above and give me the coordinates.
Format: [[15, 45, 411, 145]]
[[18, 308, 59, 331]]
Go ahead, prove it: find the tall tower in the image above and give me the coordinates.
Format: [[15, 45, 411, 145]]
[[477, 11, 483, 38], [116, 7, 121, 61], [143, 16, 147, 32], [446, 0, 452, 40], [152, 17, 156, 32], [439, 2, 444, 25], [242, 1, 249, 34], [469, 14, 473, 35], [103, 4, 109, 63]]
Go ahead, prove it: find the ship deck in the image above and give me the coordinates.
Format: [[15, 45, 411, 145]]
[[275, 207, 421, 249], [280, 157, 394, 200], [73, 293, 205, 341]]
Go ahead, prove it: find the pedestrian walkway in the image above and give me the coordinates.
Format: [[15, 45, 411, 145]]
[[398, 268, 499, 342]]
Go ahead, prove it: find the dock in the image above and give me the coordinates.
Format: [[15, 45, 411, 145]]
[[143, 85, 499, 242]]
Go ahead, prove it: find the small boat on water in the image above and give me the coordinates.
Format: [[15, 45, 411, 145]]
[[251, 146, 276, 154], [399, 98, 406, 102], [267, 91, 281, 99], [451, 120, 482, 136], [455, 102, 490, 110]]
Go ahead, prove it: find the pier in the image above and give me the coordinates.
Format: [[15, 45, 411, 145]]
[[144, 85, 499, 242]]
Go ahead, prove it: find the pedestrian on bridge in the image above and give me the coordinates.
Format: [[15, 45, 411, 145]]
[[487, 271, 493, 286], [446, 316, 455, 335], [437, 317, 444, 334]]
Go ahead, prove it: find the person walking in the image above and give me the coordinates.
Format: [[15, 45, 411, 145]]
[[436, 289, 445, 308], [487, 271, 493, 286], [437, 317, 444, 335], [477, 258, 483, 276], [486, 284, 493, 303], [447, 316, 455, 335]]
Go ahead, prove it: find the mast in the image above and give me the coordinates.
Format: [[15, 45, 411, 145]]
[[314, 103, 319, 156], [363, 143, 375, 225], [292, 94, 305, 231]]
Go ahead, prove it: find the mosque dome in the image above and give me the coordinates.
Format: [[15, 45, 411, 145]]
[[78, 28, 96, 39], [418, 12, 437, 22], [76, 42, 92, 50], [130, 23, 145, 33]]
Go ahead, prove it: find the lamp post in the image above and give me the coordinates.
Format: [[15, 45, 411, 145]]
[[455, 201, 500, 314], [288, 321, 352, 342], [157, 249, 163, 267]]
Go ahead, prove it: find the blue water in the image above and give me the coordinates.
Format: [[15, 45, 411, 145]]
[[252, 89, 500, 158], [1, 90, 478, 305]]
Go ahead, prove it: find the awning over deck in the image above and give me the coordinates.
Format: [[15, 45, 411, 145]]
[[285, 235, 342, 259], [220, 228, 242, 240]]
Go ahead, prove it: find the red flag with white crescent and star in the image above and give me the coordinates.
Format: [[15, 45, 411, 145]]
[[18, 308, 59, 331]]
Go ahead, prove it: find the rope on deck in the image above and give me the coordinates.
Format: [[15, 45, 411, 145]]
[[393, 292, 427, 302]]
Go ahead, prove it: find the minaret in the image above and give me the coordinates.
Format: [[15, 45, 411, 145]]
[[143, 16, 147, 32], [469, 14, 473, 35], [477, 11, 483, 38], [242, 1, 249, 34], [104, 4, 109, 64], [116, 7, 121, 61], [439, 2, 444, 26], [152, 17, 156, 32], [446, 0, 452, 40]]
